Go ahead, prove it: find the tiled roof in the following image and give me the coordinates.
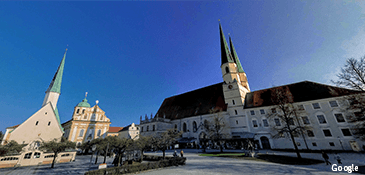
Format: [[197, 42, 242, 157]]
[[119, 124, 131, 132], [108, 127, 123, 133], [7, 124, 20, 129], [244, 81, 362, 109], [155, 82, 227, 120]]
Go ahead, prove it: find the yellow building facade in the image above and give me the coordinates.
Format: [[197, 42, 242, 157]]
[[62, 94, 111, 147]]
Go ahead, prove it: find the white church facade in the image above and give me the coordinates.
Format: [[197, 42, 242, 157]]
[[139, 24, 365, 151], [1, 49, 76, 168]]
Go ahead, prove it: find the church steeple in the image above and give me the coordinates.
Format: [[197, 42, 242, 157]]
[[46, 49, 67, 94], [42, 49, 67, 108], [219, 22, 234, 65], [229, 36, 244, 73]]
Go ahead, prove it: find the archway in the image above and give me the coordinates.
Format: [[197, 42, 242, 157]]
[[260, 136, 271, 149]]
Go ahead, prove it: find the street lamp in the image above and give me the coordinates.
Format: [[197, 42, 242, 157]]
[[338, 136, 345, 150]]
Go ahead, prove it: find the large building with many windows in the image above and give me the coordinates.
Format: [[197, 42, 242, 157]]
[[139, 24, 365, 151]]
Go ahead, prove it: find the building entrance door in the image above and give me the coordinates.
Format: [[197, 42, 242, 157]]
[[260, 136, 271, 149]]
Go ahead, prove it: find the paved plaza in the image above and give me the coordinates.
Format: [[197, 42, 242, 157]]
[[0, 149, 364, 174]]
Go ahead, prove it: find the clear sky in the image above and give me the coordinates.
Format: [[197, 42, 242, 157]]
[[1, 1, 365, 133]]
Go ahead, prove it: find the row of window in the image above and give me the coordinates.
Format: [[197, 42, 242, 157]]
[[0, 157, 18, 161], [24, 152, 41, 159], [76, 108, 86, 114], [309, 142, 338, 147], [278, 128, 352, 138], [3, 153, 71, 161], [249, 101, 340, 116], [79, 114, 105, 121], [78, 129, 102, 137], [35, 121, 51, 126], [252, 112, 347, 129], [23, 153, 69, 159], [306, 128, 352, 138], [142, 121, 200, 133], [141, 125, 156, 132]]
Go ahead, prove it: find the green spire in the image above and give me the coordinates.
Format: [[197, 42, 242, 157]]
[[46, 49, 67, 94], [219, 22, 234, 65], [54, 106, 63, 131], [229, 36, 245, 73]]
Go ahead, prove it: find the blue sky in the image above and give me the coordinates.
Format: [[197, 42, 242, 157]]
[[1, 1, 365, 133]]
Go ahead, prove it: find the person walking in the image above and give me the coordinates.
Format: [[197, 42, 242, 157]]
[[322, 151, 331, 165], [334, 153, 342, 164], [180, 150, 184, 157]]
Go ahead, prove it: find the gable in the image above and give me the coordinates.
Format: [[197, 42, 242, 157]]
[[8, 103, 63, 144]]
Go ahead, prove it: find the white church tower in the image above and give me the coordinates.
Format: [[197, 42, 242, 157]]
[[219, 23, 250, 133]]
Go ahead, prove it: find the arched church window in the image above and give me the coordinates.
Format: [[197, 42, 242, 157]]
[[82, 109, 85, 114], [193, 121, 197, 132], [48, 121, 51, 126], [232, 100, 235, 105], [84, 114, 87, 119], [97, 130, 101, 137], [79, 129, 84, 137], [225, 67, 229, 73], [183, 123, 187, 132], [235, 110, 238, 115]]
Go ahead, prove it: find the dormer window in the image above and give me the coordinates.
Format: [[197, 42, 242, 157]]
[[329, 101, 338, 107]]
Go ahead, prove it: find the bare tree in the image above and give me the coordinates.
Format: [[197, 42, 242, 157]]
[[332, 57, 365, 141], [267, 87, 309, 159], [151, 129, 182, 159], [135, 135, 152, 162], [112, 137, 132, 166], [332, 57, 365, 91], [204, 110, 229, 153]]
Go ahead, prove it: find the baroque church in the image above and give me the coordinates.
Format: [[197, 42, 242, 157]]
[[140, 23, 365, 151], [62, 93, 112, 147]]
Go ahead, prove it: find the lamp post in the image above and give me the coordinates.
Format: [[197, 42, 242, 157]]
[[338, 136, 345, 150]]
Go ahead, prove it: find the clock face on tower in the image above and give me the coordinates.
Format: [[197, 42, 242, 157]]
[[228, 85, 233, 89]]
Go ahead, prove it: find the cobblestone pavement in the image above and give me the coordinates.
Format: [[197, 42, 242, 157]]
[[0, 155, 115, 175], [0, 150, 364, 175], [139, 149, 364, 175]]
